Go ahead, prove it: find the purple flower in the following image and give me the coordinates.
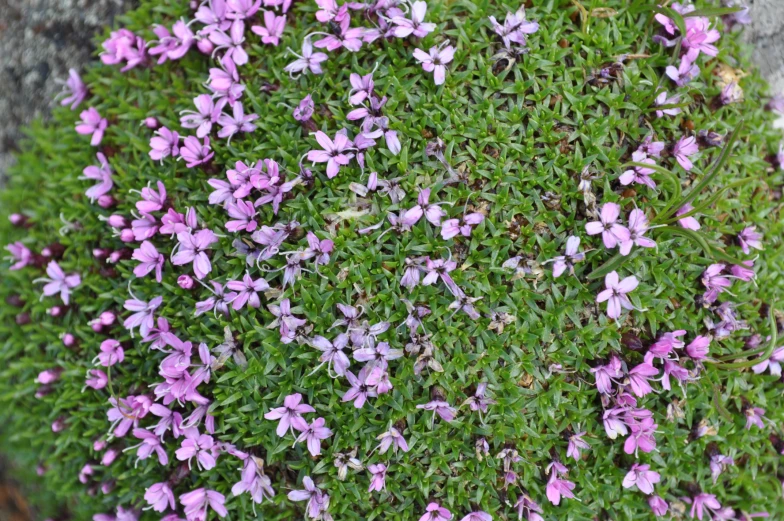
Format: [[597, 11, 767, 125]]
[[545, 472, 576, 506], [701, 264, 731, 304], [682, 17, 721, 60], [307, 130, 355, 178], [313, 14, 364, 52], [649, 495, 669, 517], [686, 335, 711, 361], [367, 463, 387, 492], [413, 43, 455, 86], [81, 152, 113, 202], [752, 346, 784, 376], [101, 29, 148, 71], [264, 393, 314, 436], [180, 136, 215, 168], [107, 395, 151, 437], [710, 454, 735, 484], [58, 69, 87, 109], [149, 127, 180, 161], [440, 212, 484, 239], [721, 82, 743, 105], [566, 431, 589, 461], [687, 492, 722, 520], [738, 226, 763, 255], [463, 382, 496, 414], [646, 330, 686, 361], [676, 204, 701, 230], [225, 199, 258, 232], [376, 427, 409, 454], [622, 463, 661, 495], [295, 417, 332, 457], [209, 20, 248, 66], [172, 229, 218, 279], [175, 428, 217, 470], [132, 241, 164, 282], [596, 271, 639, 319], [232, 456, 276, 505], [628, 362, 658, 397], [488, 7, 539, 49], [179, 489, 227, 521], [268, 298, 307, 343], [390, 1, 436, 38], [745, 406, 766, 430], [293, 94, 314, 122], [75, 107, 108, 146], [419, 503, 452, 521], [135, 181, 167, 214], [590, 355, 622, 394], [284, 37, 328, 76], [181, 95, 225, 138], [620, 209, 655, 255], [131, 427, 168, 465], [288, 476, 327, 519], [623, 415, 657, 455], [208, 57, 245, 104], [310, 334, 351, 377], [144, 482, 175, 513], [342, 365, 379, 408], [673, 135, 699, 171], [655, 91, 682, 118], [349, 72, 374, 105], [460, 513, 491, 521], [417, 400, 457, 424], [585, 203, 631, 250], [96, 339, 124, 367], [5, 241, 32, 270], [35, 261, 81, 305], [226, 273, 269, 309], [666, 55, 700, 86], [544, 236, 585, 277], [123, 290, 162, 338], [85, 369, 108, 390], [227, 0, 262, 19], [251, 11, 285, 46], [217, 102, 258, 143]]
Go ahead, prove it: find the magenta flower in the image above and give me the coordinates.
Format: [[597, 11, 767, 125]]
[[376, 427, 409, 454], [252, 11, 285, 46], [686, 335, 711, 361], [682, 17, 721, 60], [149, 127, 180, 162], [307, 130, 355, 178], [676, 204, 701, 230], [144, 482, 175, 513], [417, 400, 457, 424], [284, 37, 328, 76], [136, 181, 167, 214], [172, 229, 218, 279], [460, 513, 491, 521], [342, 365, 379, 408], [673, 135, 699, 171], [687, 492, 722, 520], [107, 394, 151, 437], [313, 14, 364, 52], [81, 152, 113, 202], [130, 427, 168, 465], [180, 136, 214, 168], [295, 417, 332, 457], [620, 150, 657, 189], [181, 95, 225, 138], [622, 463, 660, 495], [738, 226, 763, 255], [419, 503, 452, 521], [231, 457, 276, 505], [566, 431, 589, 461], [666, 55, 700, 86], [655, 91, 682, 118], [225, 199, 258, 232], [545, 472, 576, 506], [585, 203, 631, 250], [175, 429, 217, 470], [58, 68, 87, 109], [596, 271, 639, 319], [132, 241, 164, 282], [123, 290, 162, 338], [208, 57, 245, 104], [96, 339, 124, 367], [209, 20, 248, 66], [226, 273, 269, 309], [6, 242, 32, 271], [488, 7, 539, 49], [85, 369, 108, 390], [264, 393, 314, 436], [390, 1, 436, 38], [620, 209, 656, 255], [217, 102, 258, 143], [745, 406, 766, 430], [623, 415, 657, 455], [75, 107, 108, 146], [590, 355, 622, 394], [288, 476, 327, 519], [413, 43, 455, 86], [440, 212, 484, 239], [628, 362, 658, 397], [310, 334, 351, 377], [100, 28, 147, 71], [35, 261, 81, 305], [730, 260, 755, 282], [648, 495, 668, 517], [179, 489, 227, 520], [646, 330, 686, 361], [150, 21, 194, 62], [701, 264, 731, 304]]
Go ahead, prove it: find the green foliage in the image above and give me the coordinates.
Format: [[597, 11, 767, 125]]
[[1, 0, 784, 519]]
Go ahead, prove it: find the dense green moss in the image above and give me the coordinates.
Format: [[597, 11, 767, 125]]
[[2, 1, 784, 520]]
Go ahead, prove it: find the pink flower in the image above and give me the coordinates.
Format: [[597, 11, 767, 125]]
[[6, 241, 32, 270], [75, 107, 108, 146], [622, 463, 661, 494], [307, 130, 355, 178], [367, 463, 387, 492], [288, 477, 327, 519], [136, 181, 167, 214], [225, 200, 257, 232], [545, 472, 576, 506], [666, 55, 700, 86], [310, 334, 351, 377], [738, 226, 763, 255], [440, 212, 484, 239], [35, 261, 81, 305], [752, 346, 784, 376], [545, 236, 585, 277], [585, 203, 631, 250], [107, 395, 151, 437], [349, 72, 374, 105], [460, 513, 491, 521], [628, 362, 658, 397], [488, 7, 539, 49], [313, 14, 364, 52], [131, 427, 168, 465], [620, 150, 657, 189], [682, 16, 721, 60], [293, 94, 314, 122], [646, 330, 686, 361], [96, 339, 124, 367], [620, 209, 656, 255], [179, 488, 227, 520], [217, 101, 258, 143], [390, 1, 437, 38], [251, 11, 285, 46], [730, 260, 755, 282], [81, 152, 113, 202], [209, 20, 248, 66], [175, 428, 217, 470], [590, 355, 622, 394], [284, 37, 328, 76], [413, 43, 455, 86], [649, 495, 669, 516], [342, 365, 379, 408], [596, 271, 639, 319], [227, 0, 261, 20], [122, 291, 162, 338], [673, 135, 699, 171], [231, 456, 275, 505], [100, 29, 147, 71], [149, 127, 180, 161], [745, 406, 766, 430], [676, 204, 701, 230], [419, 502, 452, 521], [701, 264, 731, 304], [417, 400, 457, 423], [566, 431, 589, 461], [225, 272, 269, 309], [172, 229, 219, 279], [58, 68, 88, 110], [180, 95, 225, 138], [180, 136, 214, 168], [85, 369, 108, 390], [623, 415, 657, 455], [687, 492, 722, 520], [295, 417, 333, 457], [264, 393, 314, 436], [376, 427, 409, 454], [655, 91, 682, 118], [144, 482, 175, 513], [686, 335, 711, 361], [132, 241, 164, 282]]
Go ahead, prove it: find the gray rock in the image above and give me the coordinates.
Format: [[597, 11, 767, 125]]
[[745, 0, 784, 93]]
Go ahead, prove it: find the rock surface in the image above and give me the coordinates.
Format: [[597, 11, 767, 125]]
[[0, 0, 782, 180]]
